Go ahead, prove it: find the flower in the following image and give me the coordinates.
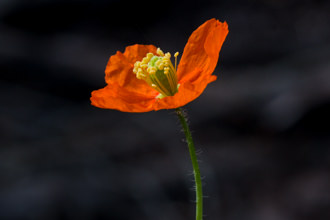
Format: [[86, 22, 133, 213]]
[[91, 18, 228, 112]]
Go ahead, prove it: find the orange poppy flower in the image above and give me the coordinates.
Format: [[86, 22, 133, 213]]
[[91, 18, 228, 112]]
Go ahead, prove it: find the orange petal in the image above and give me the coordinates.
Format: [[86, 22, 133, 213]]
[[154, 19, 228, 110], [91, 74, 216, 112], [91, 44, 161, 112], [105, 44, 158, 95], [154, 74, 217, 110], [90, 75, 216, 112], [177, 19, 228, 83], [91, 82, 158, 112]]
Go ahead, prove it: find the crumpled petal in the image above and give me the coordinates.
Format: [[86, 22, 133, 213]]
[[91, 44, 160, 111], [151, 18, 228, 111], [154, 19, 228, 111], [177, 19, 228, 85], [105, 44, 158, 96]]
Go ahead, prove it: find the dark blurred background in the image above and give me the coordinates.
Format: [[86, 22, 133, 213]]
[[1, 0, 330, 219]]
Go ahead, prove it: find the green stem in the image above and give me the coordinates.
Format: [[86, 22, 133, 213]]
[[175, 108, 203, 220]]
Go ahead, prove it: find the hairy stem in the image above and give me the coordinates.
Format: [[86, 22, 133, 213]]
[[175, 107, 203, 220]]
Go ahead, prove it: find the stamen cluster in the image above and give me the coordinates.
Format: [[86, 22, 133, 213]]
[[133, 48, 179, 98]]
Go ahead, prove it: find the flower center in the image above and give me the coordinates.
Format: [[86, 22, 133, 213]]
[[133, 48, 179, 99]]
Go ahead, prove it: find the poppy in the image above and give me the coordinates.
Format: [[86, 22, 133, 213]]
[[91, 18, 228, 112]]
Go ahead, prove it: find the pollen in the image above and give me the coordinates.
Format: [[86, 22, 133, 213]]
[[133, 48, 180, 98]]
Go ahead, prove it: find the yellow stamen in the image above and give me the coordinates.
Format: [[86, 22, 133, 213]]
[[147, 53, 154, 59], [133, 47, 179, 98], [157, 48, 164, 56], [174, 52, 179, 70]]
